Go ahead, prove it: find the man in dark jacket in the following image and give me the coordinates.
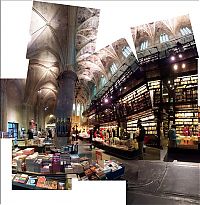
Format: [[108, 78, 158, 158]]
[[137, 123, 145, 159], [89, 129, 93, 150], [27, 129, 33, 140]]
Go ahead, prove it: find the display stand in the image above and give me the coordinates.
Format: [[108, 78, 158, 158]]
[[93, 140, 139, 159]]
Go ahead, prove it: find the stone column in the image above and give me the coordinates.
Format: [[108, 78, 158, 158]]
[[54, 6, 78, 148], [55, 70, 77, 147]]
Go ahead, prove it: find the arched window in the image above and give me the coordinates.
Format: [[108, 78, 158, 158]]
[[76, 103, 80, 116], [93, 86, 97, 97], [180, 27, 192, 36], [100, 76, 107, 89], [160, 33, 169, 43], [122, 46, 132, 57], [140, 40, 148, 50], [110, 63, 118, 74]]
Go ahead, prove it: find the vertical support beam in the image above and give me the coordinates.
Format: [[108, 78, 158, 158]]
[[55, 70, 77, 147]]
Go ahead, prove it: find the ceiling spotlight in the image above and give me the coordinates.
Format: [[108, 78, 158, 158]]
[[124, 87, 127, 90], [49, 114, 54, 118], [173, 64, 178, 70], [178, 54, 183, 58], [110, 96, 113, 99], [101, 75, 104, 78], [182, 63, 186, 68], [104, 98, 108, 103], [170, 56, 175, 61], [101, 103, 103, 106], [168, 80, 170, 84]]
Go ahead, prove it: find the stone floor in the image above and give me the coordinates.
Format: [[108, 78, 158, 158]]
[[78, 140, 200, 205]]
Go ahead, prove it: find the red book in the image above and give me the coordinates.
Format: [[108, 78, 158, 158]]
[[36, 176, 46, 188]]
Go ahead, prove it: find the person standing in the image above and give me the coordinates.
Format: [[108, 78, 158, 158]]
[[48, 129, 52, 138], [27, 129, 33, 140], [136, 122, 145, 160], [89, 129, 93, 150], [168, 124, 177, 148]]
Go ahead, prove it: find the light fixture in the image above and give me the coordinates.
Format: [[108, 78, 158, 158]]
[[168, 80, 170, 84], [101, 75, 104, 78], [173, 64, 178, 70], [49, 114, 53, 118], [104, 98, 108, 103], [182, 63, 186, 68], [124, 87, 127, 90], [170, 56, 175, 61], [110, 96, 113, 99], [178, 54, 183, 58]]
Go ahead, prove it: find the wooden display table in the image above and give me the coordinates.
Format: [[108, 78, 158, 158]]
[[16, 145, 45, 153], [93, 140, 139, 159]]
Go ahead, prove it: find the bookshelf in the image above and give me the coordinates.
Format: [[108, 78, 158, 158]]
[[174, 75, 198, 103], [120, 84, 152, 115], [127, 109, 157, 135], [147, 80, 161, 106], [175, 104, 198, 136], [173, 75, 198, 136]]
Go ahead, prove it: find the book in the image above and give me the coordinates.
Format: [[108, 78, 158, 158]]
[[13, 174, 21, 182], [17, 174, 29, 184], [58, 182, 65, 190], [26, 176, 37, 186], [36, 176, 46, 188], [45, 180, 58, 190]]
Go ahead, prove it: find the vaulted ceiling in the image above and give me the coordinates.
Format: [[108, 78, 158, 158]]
[[131, 14, 193, 53], [25, 1, 194, 116], [25, 1, 101, 114]]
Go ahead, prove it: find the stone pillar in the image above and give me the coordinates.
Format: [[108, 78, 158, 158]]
[[54, 6, 78, 148], [36, 93, 44, 131], [55, 70, 77, 147]]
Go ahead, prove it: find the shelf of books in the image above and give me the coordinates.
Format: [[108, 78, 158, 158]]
[[174, 75, 198, 103], [175, 74, 199, 150], [147, 80, 161, 106], [127, 109, 158, 147], [175, 104, 198, 137], [119, 84, 152, 116]]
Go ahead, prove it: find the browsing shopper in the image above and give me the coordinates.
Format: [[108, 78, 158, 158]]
[[168, 124, 177, 148], [136, 120, 145, 160]]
